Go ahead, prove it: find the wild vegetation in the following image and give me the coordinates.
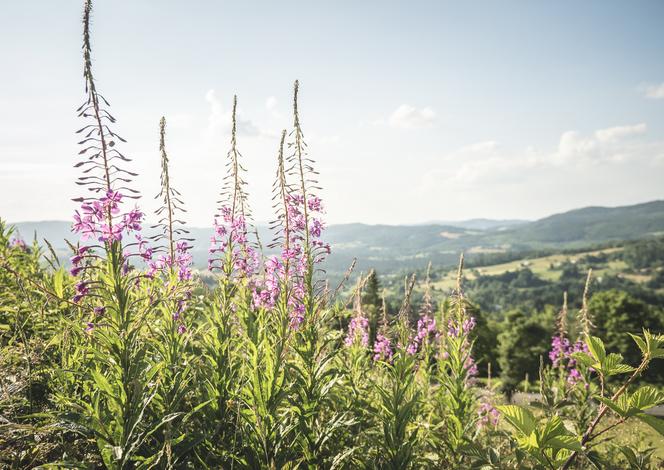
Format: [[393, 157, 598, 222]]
[[1, 2, 664, 468]]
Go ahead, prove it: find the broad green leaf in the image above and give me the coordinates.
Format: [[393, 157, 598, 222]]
[[547, 435, 583, 452], [539, 415, 566, 445], [587, 336, 606, 363], [498, 405, 537, 436], [603, 353, 634, 376], [630, 386, 664, 411], [570, 352, 596, 368], [597, 395, 630, 417], [629, 333, 647, 356]]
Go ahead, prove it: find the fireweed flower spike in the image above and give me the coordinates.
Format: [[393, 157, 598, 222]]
[[208, 96, 257, 279], [407, 264, 438, 356], [445, 254, 478, 379], [57, 4, 169, 466], [373, 333, 393, 362], [257, 131, 299, 321], [372, 292, 394, 361], [478, 402, 500, 428], [265, 89, 331, 329], [579, 269, 595, 336], [407, 315, 437, 356], [550, 292, 569, 368], [10, 237, 28, 252], [548, 292, 591, 385], [147, 117, 194, 334], [345, 285, 370, 348], [70, 0, 143, 307], [149, 117, 193, 283]]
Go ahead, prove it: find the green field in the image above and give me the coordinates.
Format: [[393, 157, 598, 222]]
[[428, 246, 650, 292]]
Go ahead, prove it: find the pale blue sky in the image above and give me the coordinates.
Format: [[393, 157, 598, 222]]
[[1, 1, 664, 225]]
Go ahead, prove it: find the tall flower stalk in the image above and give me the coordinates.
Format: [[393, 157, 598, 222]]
[[147, 117, 199, 467], [149, 117, 193, 283], [284, 80, 330, 328], [369, 274, 424, 468], [59, 2, 166, 467], [432, 255, 480, 466], [208, 95, 256, 279]]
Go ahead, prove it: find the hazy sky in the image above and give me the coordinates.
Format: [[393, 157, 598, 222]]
[[1, 1, 664, 225]]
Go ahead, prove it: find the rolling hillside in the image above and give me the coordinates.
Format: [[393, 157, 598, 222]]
[[8, 200, 664, 279]]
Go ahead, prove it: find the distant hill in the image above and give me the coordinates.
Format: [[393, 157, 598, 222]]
[[487, 200, 664, 247], [7, 200, 664, 279], [418, 218, 528, 230]]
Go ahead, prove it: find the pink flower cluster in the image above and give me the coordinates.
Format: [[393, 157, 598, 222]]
[[70, 190, 145, 305], [251, 256, 282, 307], [73, 190, 143, 243], [448, 316, 476, 337], [406, 315, 437, 355], [549, 335, 589, 385], [73, 280, 90, 304], [373, 333, 393, 362], [446, 315, 478, 378], [146, 240, 193, 281], [208, 206, 258, 277], [251, 194, 330, 329], [69, 245, 92, 277], [345, 314, 370, 348], [251, 251, 305, 328], [478, 402, 500, 427], [10, 237, 28, 251], [285, 194, 330, 262], [465, 355, 479, 378], [170, 295, 191, 335]]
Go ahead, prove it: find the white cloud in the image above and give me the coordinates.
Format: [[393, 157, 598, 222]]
[[440, 123, 656, 186], [458, 140, 498, 154], [265, 96, 282, 119], [640, 82, 664, 99], [265, 96, 277, 110], [595, 123, 646, 143], [387, 104, 436, 129], [554, 123, 647, 165], [554, 131, 600, 164]]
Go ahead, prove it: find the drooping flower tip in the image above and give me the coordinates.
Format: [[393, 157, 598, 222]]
[[70, 266, 84, 276]]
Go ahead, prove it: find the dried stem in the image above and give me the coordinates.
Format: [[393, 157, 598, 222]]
[[579, 269, 594, 337], [159, 117, 175, 262]]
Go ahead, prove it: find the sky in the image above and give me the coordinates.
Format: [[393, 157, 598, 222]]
[[1, 0, 664, 226]]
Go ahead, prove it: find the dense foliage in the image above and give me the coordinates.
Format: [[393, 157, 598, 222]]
[[1, 2, 664, 468]]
